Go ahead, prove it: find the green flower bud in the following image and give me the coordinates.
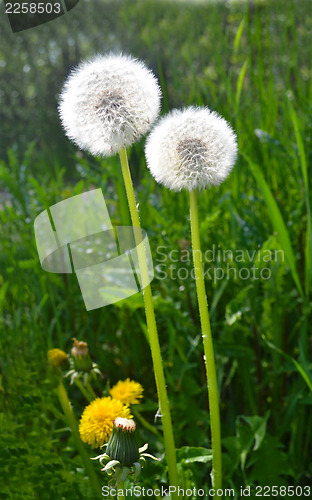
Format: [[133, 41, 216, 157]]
[[106, 418, 139, 467], [71, 338, 93, 372]]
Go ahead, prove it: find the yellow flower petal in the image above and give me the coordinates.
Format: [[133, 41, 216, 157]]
[[48, 348, 68, 368], [109, 379, 144, 405], [79, 397, 131, 448]]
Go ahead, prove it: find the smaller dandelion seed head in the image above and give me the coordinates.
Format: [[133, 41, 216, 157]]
[[145, 106, 238, 191], [59, 53, 161, 157]]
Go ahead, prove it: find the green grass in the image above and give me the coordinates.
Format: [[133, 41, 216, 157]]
[[1, 0, 312, 498]]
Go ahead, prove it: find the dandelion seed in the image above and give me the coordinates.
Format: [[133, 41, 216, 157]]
[[145, 106, 237, 191], [59, 53, 161, 156]]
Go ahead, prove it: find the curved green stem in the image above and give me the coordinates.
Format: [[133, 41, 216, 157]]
[[118, 147, 179, 498], [86, 380, 97, 400], [74, 377, 93, 403], [189, 189, 222, 495], [56, 381, 101, 497]]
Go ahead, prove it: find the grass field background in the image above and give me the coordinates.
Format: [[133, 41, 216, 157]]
[[0, 0, 312, 498]]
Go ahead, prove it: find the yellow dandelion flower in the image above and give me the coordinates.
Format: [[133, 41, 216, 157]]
[[109, 378, 144, 405], [79, 397, 131, 448], [48, 348, 68, 368]]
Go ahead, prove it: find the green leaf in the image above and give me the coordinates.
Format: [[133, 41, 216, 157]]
[[262, 337, 312, 392], [240, 412, 270, 451], [177, 446, 212, 464], [236, 412, 270, 470], [248, 435, 294, 484], [225, 284, 253, 325], [245, 155, 304, 297]]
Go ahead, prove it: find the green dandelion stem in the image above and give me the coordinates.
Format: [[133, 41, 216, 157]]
[[74, 377, 94, 403], [118, 481, 124, 499], [189, 189, 222, 494], [56, 381, 100, 497], [118, 147, 179, 498], [86, 380, 97, 400]]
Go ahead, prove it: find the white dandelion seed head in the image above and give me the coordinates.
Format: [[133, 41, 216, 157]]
[[145, 106, 238, 191], [59, 53, 161, 157]]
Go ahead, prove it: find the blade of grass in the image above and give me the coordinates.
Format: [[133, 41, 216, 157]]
[[0, 282, 9, 317], [234, 17, 245, 55], [288, 101, 312, 296], [235, 59, 248, 114], [245, 155, 304, 298], [262, 337, 312, 393]]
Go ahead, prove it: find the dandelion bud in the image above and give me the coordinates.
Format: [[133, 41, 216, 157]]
[[59, 53, 161, 157], [48, 348, 68, 369], [106, 418, 139, 467], [145, 106, 238, 191], [92, 418, 159, 484], [71, 338, 92, 372]]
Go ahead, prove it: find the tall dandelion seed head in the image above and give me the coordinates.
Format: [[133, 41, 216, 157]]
[[145, 106, 238, 191], [59, 53, 161, 156]]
